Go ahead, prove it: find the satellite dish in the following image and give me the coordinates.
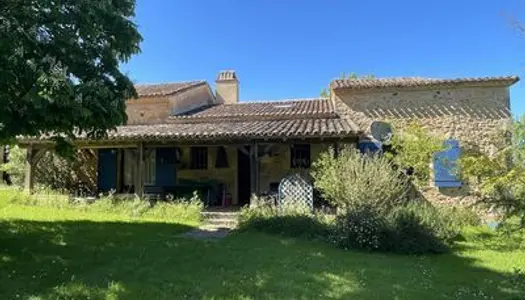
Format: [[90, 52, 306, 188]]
[[370, 121, 393, 143]]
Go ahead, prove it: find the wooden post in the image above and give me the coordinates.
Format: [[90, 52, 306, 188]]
[[249, 143, 260, 198], [333, 142, 339, 158], [136, 142, 144, 198], [24, 146, 35, 193], [24, 147, 48, 194], [116, 149, 123, 193], [254, 143, 260, 195]]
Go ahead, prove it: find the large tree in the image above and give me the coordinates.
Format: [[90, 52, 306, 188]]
[[0, 0, 142, 150]]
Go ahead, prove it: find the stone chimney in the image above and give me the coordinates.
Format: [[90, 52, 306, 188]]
[[215, 70, 239, 104]]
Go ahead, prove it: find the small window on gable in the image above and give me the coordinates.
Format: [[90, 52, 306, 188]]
[[291, 144, 311, 168], [215, 146, 229, 168], [190, 147, 208, 170]]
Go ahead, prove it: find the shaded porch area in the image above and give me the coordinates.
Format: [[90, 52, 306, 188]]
[[23, 138, 357, 206]]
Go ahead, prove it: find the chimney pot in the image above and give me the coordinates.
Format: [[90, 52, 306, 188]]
[[215, 70, 239, 104]]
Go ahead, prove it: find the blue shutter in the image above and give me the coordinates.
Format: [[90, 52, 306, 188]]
[[359, 141, 381, 153], [97, 149, 118, 192], [434, 139, 462, 187], [155, 148, 177, 187]]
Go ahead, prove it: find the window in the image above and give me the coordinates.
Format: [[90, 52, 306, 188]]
[[191, 147, 208, 169], [122, 149, 156, 191], [433, 139, 461, 187], [290, 144, 311, 168], [215, 146, 229, 168], [144, 149, 156, 185]]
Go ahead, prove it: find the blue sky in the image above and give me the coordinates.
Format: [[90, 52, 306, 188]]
[[122, 0, 525, 115]]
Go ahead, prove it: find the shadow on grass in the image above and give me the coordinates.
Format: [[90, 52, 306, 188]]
[[0, 220, 523, 300]]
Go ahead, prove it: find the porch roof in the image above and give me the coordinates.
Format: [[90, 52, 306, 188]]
[[92, 118, 357, 142], [20, 98, 361, 146]]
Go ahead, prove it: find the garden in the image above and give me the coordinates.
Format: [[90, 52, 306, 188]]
[[1, 123, 525, 299]]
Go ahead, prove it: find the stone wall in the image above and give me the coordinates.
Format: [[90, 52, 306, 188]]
[[126, 84, 215, 125], [126, 97, 170, 125], [169, 83, 215, 115], [334, 85, 512, 205], [334, 86, 511, 154]]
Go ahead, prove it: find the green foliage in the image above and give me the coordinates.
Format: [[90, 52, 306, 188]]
[[460, 115, 525, 229], [0, 146, 98, 193], [330, 205, 385, 251], [0, 145, 25, 186], [0, 188, 524, 299], [0, 0, 142, 150], [5, 189, 203, 224], [34, 149, 97, 194], [386, 122, 444, 186], [311, 146, 409, 211], [330, 202, 464, 254], [238, 199, 330, 240]]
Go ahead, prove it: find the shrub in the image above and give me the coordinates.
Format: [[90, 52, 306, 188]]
[[384, 205, 451, 254], [238, 198, 330, 240], [329, 205, 385, 251], [330, 202, 461, 254], [311, 147, 409, 211]]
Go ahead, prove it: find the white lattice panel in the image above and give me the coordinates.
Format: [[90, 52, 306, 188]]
[[278, 173, 313, 211]]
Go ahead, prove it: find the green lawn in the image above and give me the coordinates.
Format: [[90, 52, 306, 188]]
[[0, 191, 524, 299]]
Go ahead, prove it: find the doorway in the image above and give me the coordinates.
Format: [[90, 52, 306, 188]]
[[237, 146, 251, 206]]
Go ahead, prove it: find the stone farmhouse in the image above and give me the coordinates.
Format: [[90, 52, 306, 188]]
[[20, 71, 519, 206]]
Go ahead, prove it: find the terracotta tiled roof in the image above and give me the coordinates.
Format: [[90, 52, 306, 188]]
[[171, 98, 335, 121], [330, 76, 519, 91], [20, 98, 359, 143], [134, 81, 205, 97], [97, 118, 358, 141]]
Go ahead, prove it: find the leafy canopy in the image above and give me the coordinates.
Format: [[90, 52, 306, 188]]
[[460, 115, 525, 228], [0, 0, 142, 148], [385, 122, 444, 187]]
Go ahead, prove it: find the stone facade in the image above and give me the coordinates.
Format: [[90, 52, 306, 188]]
[[126, 97, 171, 125], [334, 85, 512, 205], [334, 86, 511, 154], [126, 84, 215, 125]]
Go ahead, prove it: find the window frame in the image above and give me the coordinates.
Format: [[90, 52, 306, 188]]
[[190, 147, 208, 170], [290, 144, 311, 169]]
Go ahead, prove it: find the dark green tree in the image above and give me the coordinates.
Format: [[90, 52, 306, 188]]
[[0, 0, 142, 152]]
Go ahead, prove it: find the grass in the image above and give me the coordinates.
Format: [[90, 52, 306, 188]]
[[0, 189, 524, 299]]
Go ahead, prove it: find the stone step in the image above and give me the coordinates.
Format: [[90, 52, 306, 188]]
[[205, 218, 238, 226], [199, 223, 236, 231], [201, 211, 239, 219]]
